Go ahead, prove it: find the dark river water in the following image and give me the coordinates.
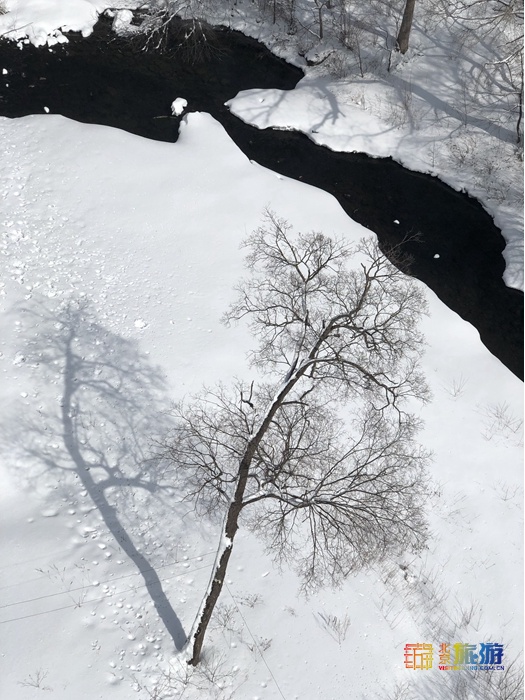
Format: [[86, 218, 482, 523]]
[[0, 15, 522, 378]]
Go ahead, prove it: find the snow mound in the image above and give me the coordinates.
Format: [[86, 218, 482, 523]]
[[0, 0, 140, 46], [171, 98, 188, 117]]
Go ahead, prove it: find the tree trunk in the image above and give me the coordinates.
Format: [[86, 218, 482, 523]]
[[186, 365, 312, 663], [396, 0, 416, 54], [517, 65, 523, 145], [187, 542, 234, 665], [186, 441, 256, 664], [288, 0, 296, 32]]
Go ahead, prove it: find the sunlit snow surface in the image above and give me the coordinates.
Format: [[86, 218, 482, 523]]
[[0, 0, 106, 45], [0, 2, 522, 698], [0, 112, 521, 700]]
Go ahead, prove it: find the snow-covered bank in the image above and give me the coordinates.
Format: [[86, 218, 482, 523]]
[[227, 78, 524, 293], [0, 112, 522, 699], [0, 0, 522, 288], [0, 0, 138, 45]]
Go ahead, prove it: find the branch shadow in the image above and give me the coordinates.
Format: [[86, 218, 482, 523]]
[[372, 554, 523, 700], [2, 296, 187, 649], [388, 72, 516, 141], [377, 656, 524, 700]]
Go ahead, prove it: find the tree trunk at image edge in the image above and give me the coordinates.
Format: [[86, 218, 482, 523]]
[[187, 541, 235, 665], [396, 0, 416, 54]]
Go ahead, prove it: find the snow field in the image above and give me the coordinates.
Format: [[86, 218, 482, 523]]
[[0, 1, 523, 693], [0, 110, 521, 699]]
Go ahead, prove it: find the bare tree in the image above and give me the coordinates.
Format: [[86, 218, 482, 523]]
[[135, 0, 220, 61], [162, 211, 431, 665], [437, 0, 524, 140], [313, 0, 332, 40]]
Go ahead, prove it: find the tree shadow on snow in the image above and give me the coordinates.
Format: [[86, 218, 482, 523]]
[[2, 297, 187, 650]]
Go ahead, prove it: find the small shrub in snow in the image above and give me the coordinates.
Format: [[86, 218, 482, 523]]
[[315, 611, 351, 645], [17, 669, 52, 691]]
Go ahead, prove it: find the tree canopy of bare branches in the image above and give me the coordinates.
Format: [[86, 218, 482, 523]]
[[162, 211, 431, 664], [134, 1, 220, 60]]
